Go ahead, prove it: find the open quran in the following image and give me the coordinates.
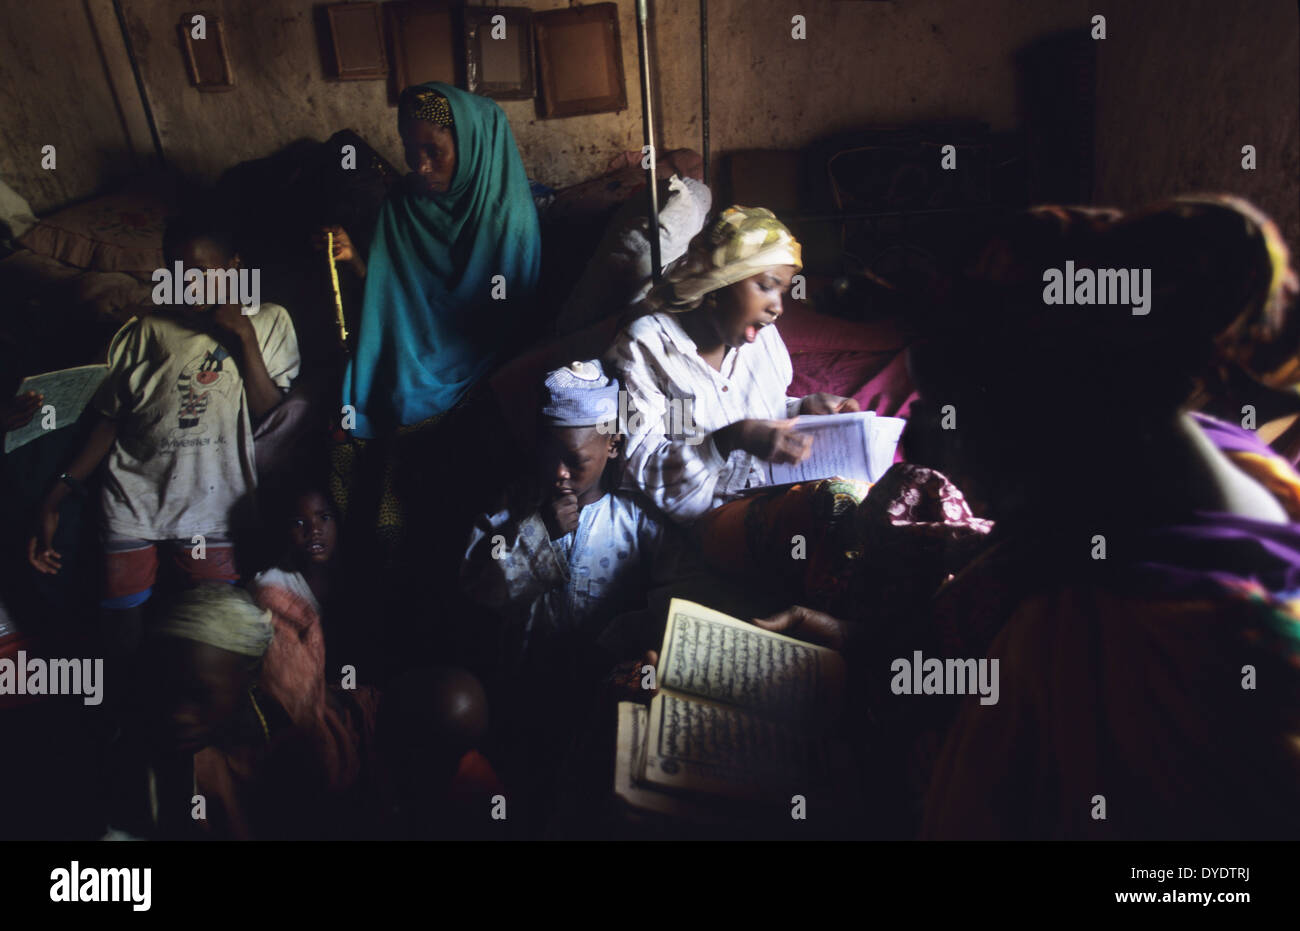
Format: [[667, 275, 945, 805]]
[[614, 598, 856, 820]]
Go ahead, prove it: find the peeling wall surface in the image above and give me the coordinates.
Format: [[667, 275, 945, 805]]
[[0, 0, 147, 213], [0, 0, 1294, 261], [119, 0, 660, 192]]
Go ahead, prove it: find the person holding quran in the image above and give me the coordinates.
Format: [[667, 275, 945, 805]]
[[759, 197, 1300, 840], [606, 206, 873, 602], [606, 206, 861, 516]]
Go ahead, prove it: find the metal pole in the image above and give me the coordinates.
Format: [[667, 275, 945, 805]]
[[635, 0, 662, 281], [700, 0, 709, 184], [111, 0, 166, 168]]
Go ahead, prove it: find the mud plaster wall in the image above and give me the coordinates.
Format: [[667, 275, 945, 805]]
[[654, 0, 1092, 166], [1091, 0, 1300, 259], [0, 0, 662, 211], [3, 0, 1094, 210], [654, 0, 1298, 255], [115, 0, 665, 193], [2, 0, 1295, 262], [0, 0, 151, 213]]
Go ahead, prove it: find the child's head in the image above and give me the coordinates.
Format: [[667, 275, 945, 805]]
[[143, 583, 273, 755], [161, 215, 240, 313], [261, 477, 338, 570], [538, 360, 622, 506], [286, 487, 339, 568], [644, 206, 802, 348], [539, 425, 619, 505], [701, 264, 797, 349]]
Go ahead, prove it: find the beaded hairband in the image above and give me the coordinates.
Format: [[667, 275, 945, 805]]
[[400, 89, 454, 128]]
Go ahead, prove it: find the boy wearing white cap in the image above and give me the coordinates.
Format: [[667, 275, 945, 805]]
[[462, 360, 671, 669]]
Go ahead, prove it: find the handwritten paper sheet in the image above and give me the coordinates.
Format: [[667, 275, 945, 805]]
[[4, 365, 108, 454]]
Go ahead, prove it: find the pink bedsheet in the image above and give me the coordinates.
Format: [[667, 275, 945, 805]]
[[779, 300, 917, 420]]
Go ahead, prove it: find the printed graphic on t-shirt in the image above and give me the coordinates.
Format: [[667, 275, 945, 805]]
[[176, 343, 236, 431]]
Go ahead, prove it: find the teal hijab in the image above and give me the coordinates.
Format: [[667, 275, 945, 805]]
[[343, 82, 541, 437]]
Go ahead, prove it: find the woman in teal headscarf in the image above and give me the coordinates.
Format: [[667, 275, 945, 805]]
[[330, 82, 541, 437], [313, 84, 541, 642]]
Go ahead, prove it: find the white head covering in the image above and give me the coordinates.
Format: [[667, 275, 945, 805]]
[[153, 583, 273, 658]]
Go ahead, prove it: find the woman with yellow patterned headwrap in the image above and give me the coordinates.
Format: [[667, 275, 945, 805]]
[[606, 206, 862, 528]]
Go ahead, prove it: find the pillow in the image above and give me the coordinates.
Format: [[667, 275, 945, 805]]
[[0, 177, 38, 241], [545, 148, 704, 227], [555, 174, 711, 334], [72, 270, 154, 325], [17, 187, 170, 280], [0, 251, 153, 326]]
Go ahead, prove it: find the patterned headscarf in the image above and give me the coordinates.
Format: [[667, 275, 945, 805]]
[[644, 205, 802, 312], [398, 85, 454, 128], [152, 583, 273, 658], [921, 194, 1298, 422], [1122, 195, 1297, 390]]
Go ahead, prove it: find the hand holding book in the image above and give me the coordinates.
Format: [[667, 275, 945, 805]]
[[715, 418, 813, 463], [615, 599, 857, 816], [753, 605, 850, 652], [2, 390, 42, 433]]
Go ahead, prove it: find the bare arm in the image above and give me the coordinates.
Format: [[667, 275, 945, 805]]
[[59, 413, 117, 488], [29, 413, 117, 573], [211, 305, 283, 420], [235, 328, 284, 420]]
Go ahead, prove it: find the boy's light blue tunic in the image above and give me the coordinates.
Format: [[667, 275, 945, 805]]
[[462, 491, 667, 662]]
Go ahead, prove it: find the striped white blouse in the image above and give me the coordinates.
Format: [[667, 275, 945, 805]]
[[605, 311, 803, 524]]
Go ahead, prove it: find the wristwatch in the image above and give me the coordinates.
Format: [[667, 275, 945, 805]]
[[57, 472, 87, 497]]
